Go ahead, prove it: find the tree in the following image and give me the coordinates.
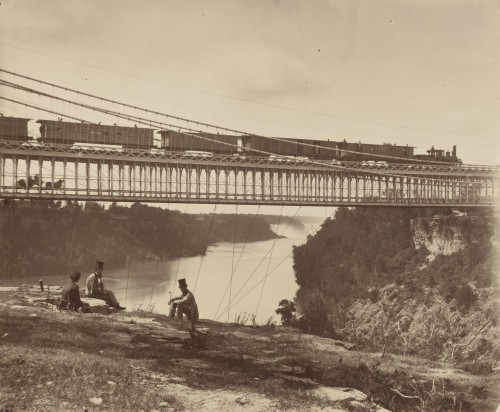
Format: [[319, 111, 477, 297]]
[[275, 299, 297, 326]]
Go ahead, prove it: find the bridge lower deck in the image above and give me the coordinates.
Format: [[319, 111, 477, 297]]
[[0, 143, 498, 207]]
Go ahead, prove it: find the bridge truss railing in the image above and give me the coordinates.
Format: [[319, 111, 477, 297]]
[[0, 142, 498, 207]]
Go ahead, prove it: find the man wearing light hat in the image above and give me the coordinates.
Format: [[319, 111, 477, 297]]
[[168, 278, 199, 329], [86, 260, 125, 310]]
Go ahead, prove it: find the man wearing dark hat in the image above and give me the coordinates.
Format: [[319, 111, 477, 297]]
[[86, 260, 125, 310], [60, 271, 85, 311], [168, 278, 199, 329]]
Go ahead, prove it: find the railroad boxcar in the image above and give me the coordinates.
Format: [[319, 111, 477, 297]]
[[37, 120, 155, 148], [312, 140, 341, 160], [158, 130, 241, 154], [272, 137, 318, 158], [241, 135, 273, 156], [294, 139, 316, 158], [267, 137, 300, 157], [0, 116, 30, 141], [358, 143, 414, 160], [326, 141, 415, 162]]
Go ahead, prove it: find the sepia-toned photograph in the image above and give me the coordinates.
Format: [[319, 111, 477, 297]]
[[0, 1, 498, 410]]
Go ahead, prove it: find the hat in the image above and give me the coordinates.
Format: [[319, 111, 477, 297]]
[[95, 260, 104, 269], [70, 271, 81, 281], [178, 278, 187, 288]]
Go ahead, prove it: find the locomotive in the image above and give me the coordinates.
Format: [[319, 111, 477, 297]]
[[0, 116, 461, 164]]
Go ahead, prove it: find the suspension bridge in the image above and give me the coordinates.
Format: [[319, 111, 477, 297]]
[[0, 68, 498, 324], [0, 140, 498, 207], [0, 68, 498, 207]]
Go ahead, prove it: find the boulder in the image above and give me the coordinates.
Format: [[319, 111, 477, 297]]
[[81, 297, 115, 314], [310, 386, 367, 403]]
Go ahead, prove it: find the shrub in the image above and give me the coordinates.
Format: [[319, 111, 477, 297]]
[[454, 284, 477, 312], [275, 299, 297, 326]]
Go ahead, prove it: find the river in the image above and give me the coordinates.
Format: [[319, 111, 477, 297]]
[[28, 221, 321, 324]]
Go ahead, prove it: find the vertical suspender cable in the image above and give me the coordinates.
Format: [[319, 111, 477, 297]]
[[228, 203, 238, 322], [193, 203, 217, 293], [124, 204, 138, 306], [63, 201, 79, 284], [10, 200, 15, 284], [150, 255, 161, 308], [171, 202, 190, 296], [216, 206, 301, 321], [255, 204, 283, 315], [216, 206, 309, 322], [149, 205, 170, 306], [213, 205, 260, 320], [232, 205, 261, 273], [87, 212, 112, 263]]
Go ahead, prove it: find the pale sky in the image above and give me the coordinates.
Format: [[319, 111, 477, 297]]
[[1, 0, 498, 169], [2, 2, 499, 325]]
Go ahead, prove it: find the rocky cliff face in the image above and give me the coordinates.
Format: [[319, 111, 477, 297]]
[[411, 215, 467, 261], [292, 207, 497, 364]]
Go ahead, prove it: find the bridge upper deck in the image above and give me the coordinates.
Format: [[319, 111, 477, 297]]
[[0, 140, 497, 177]]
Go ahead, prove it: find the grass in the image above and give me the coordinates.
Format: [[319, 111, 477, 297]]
[[1, 286, 499, 411]]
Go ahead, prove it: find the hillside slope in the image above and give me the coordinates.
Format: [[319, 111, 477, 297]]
[[292, 208, 498, 367], [1, 285, 498, 411]]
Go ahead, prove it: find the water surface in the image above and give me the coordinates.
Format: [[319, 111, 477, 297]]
[[23, 222, 320, 324]]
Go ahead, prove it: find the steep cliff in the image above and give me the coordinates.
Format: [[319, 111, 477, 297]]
[[293, 207, 498, 366], [411, 214, 471, 261]]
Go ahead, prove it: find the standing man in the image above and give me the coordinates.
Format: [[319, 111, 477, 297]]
[[60, 271, 86, 311], [86, 260, 125, 310], [169, 278, 199, 330]]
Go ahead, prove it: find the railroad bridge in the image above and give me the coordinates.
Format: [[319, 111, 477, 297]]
[[0, 141, 497, 207]]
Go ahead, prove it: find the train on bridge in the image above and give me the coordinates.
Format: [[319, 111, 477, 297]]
[[0, 116, 460, 165]]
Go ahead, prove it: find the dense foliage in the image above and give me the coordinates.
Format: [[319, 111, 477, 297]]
[[0, 200, 278, 278], [292, 207, 497, 362], [275, 299, 297, 326]]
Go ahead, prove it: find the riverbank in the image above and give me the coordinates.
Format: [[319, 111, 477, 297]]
[[0, 201, 290, 277], [1, 285, 498, 411]]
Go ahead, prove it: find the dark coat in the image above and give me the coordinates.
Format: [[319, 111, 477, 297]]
[[61, 281, 83, 311]]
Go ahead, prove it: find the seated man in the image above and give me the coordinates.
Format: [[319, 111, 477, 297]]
[[60, 271, 88, 312], [86, 260, 125, 310], [169, 278, 199, 330]]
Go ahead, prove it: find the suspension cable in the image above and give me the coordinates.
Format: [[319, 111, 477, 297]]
[[0, 75, 460, 166], [63, 201, 79, 284], [232, 205, 261, 275], [171, 201, 190, 297], [255, 204, 284, 315], [124, 203, 138, 306], [0, 94, 471, 184], [0, 95, 91, 123], [149, 206, 170, 306], [216, 208, 324, 322], [215, 205, 302, 321], [212, 205, 261, 320], [0, 68, 245, 136], [193, 203, 217, 293], [85, 210, 113, 263], [9, 200, 15, 284], [1, 82, 482, 198], [228, 203, 239, 322]]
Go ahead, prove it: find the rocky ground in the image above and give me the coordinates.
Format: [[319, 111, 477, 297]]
[[0, 285, 498, 411]]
